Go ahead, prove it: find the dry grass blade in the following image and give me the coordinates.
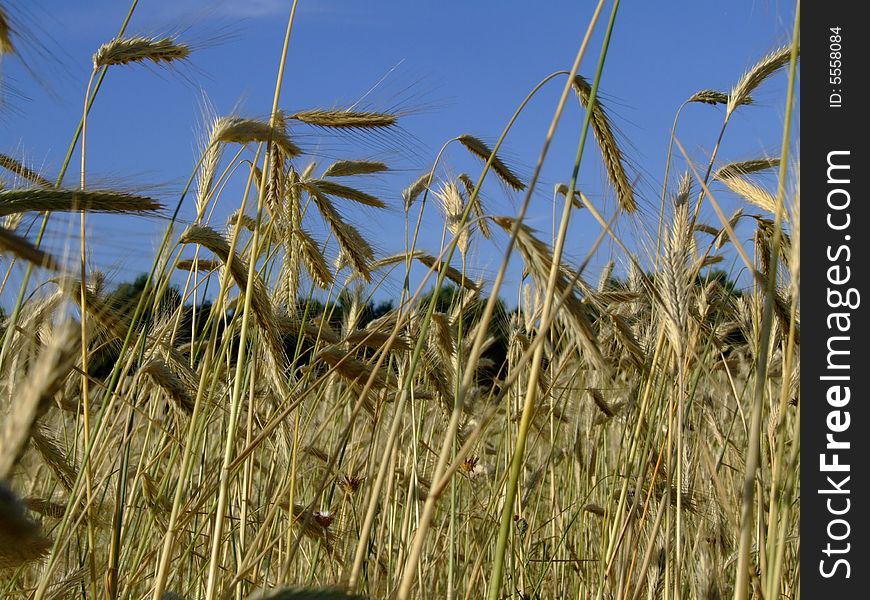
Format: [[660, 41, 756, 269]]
[[687, 89, 752, 107], [0, 325, 77, 479], [457, 134, 525, 192], [303, 179, 385, 208], [0, 154, 52, 188], [0, 189, 163, 216], [289, 109, 396, 129], [213, 115, 302, 158], [402, 171, 432, 210], [93, 35, 190, 68], [715, 157, 780, 179], [0, 227, 61, 270], [659, 176, 693, 352], [0, 481, 52, 568], [323, 160, 388, 178], [728, 44, 799, 116], [572, 75, 636, 212]]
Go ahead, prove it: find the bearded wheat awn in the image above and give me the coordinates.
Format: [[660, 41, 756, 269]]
[[572, 75, 636, 212], [456, 135, 525, 192], [727, 44, 799, 116], [687, 89, 753, 107], [0, 154, 53, 188], [92, 35, 190, 68]]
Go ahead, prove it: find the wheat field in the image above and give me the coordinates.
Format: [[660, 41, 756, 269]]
[[0, 2, 799, 599]]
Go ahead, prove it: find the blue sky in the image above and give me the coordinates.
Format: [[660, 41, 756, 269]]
[[1, 1, 797, 307]]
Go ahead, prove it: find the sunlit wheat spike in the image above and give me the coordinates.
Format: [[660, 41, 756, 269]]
[[372, 252, 479, 292], [295, 226, 334, 288], [212, 114, 302, 158], [288, 109, 397, 129], [458, 173, 491, 239], [677, 171, 692, 202], [0, 227, 61, 270], [344, 326, 410, 352], [93, 35, 190, 68], [0, 189, 163, 216], [0, 482, 52, 569], [0, 154, 52, 187], [572, 75, 636, 212], [314, 346, 388, 388], [176, 258, 222, 271], [716, 174, 782, 219], [714, 157, 780, 180], [228, 210, 259, 231], [687, 89, 752, 107], [659, 189, 692, 353], [0, 324, 77, 479], [492, 216, 609, 372], [323, 160, 388, 178], [402, 171, 432, 210], [306, 187, 374, 281], [247, 586, 372, 599], [177, 224, 286, 366], [303, 179, 385, 208], [728, 44, 799, 116], [138, 358, 196, 414], [457, 134, 525, 192], [0, 7, 14, 55], [435, 180, 469, 257]]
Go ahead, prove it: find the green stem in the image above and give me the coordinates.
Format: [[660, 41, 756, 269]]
[[488, 3, 620, 598]]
